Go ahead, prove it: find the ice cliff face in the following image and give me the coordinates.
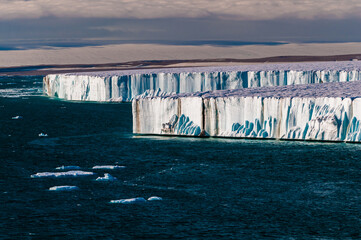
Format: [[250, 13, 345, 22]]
[[133, 80, 361, 142], [44, 61, 361, 102], [133, 96, 203, 136]]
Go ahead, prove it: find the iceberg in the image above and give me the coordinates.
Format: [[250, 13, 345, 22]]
[[44, 61, 361, 102], [110, 197, 147, 204], [92, 165, 125, 170], [49, 186, 79, 191], [96, 173, 117, 181], [133, 80, 361, 142], [12, 116, 23, 120], [31, 170, 95, 178]]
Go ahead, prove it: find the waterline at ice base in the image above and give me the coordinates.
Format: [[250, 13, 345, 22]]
[[44, 61, 361, 102]]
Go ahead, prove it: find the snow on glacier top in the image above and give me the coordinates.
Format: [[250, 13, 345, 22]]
[[139, 81, 361, 100], [65, 61, 361, 78]]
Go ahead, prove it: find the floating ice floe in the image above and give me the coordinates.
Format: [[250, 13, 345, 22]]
[[96, 173, 117, 181], [55, 165, 81, 170], [31, 170, 95, 178], [0, 88, 41, 98], [110, 197, 147, 204], [147, 196, 163, 201], [49, 186, 79, 191], [92, 165, 125, 170], [12, 116, 23, 120], [38, 133, 48, 137]]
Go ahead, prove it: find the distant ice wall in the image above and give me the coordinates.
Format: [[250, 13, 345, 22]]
[[44, 62, 361, 101], [132, 81, 361, 142]]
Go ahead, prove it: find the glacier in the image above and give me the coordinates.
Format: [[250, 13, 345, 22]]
[[44, 61, 361, 102], [132, 80, 361, 142]]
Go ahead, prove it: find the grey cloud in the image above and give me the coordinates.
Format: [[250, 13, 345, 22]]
[[2, 17, 361, 50], [0, 0, 361, 20], [89, 26, 164, 34]]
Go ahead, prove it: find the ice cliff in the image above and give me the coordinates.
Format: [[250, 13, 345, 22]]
[[44, 61, 361, 102], [132, 80, 361, 142]]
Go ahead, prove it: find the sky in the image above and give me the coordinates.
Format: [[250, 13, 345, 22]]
[[1, 0, 361, 49]]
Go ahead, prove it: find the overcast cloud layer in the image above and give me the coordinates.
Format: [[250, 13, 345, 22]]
[[1, 0, 361, 20]]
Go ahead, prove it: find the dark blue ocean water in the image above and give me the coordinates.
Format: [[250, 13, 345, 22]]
[[2, 76, 361, 239]]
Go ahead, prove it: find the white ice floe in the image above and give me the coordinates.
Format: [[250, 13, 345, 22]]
[[147, 196, 163, 201], [0, 88, 41, 98], [49, 186, 79, 191], [55, 165, 81, 170], [38, 133, 48, 137], [31, 170, 95, 178], [12, 116, 23, 120], [92, 165, 125, 170], [96, 173, 117, 181], [110, 197, 146, 204]]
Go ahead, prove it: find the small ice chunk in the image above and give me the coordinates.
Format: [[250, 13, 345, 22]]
[[49, 186, 79, 191], [31, 170, 95, 178], [96, 173, 117, 181], [147, 196, 163, 201], [110, 197, 146, 204], [92, 165, 125, 170], [56, 165, 81, 170], [12, 116, 23, 120], [38, 133, 48, 137]]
